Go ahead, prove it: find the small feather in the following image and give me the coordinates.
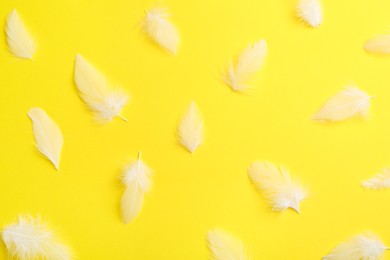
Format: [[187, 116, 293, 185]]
[[223, 39, 267, 93], [364, 35, 390, 54], [121, 152, 153, 224], [140, 7, 180, 54], [296, 0, 323, 28], [2, 215, 73, 260], [5, 9, 36, 59], [312, 86, 371, 122], [248, 161, 307, 213], [177, 101, 204, 153], [207, 228, 250, 260], [323, 233, 387, 260], [28, 107, 63, 171], [74, 54, 128, 123], [362, 168, 390, 189]]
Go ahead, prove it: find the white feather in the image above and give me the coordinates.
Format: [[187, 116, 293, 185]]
[[177, 101, 204, 153], [223, 39, 267, 93], [207, 228, 250, 260], [362, 168, 390, 189], [140, 7, 180, 54], [323, 233, 388, 260], [2, 215, 72, 260], [312, 86, 371, 122], [28, 107, 63, 171], [121, 152, 153, 224], [296, 0, 323, 28], [5, 9, 36, 59], [74, 54, 128, 123], [364, 35, 390, 54], [248, 161, 307, 213]]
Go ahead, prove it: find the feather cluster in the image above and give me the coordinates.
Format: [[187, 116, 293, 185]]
[[207, 228, 250, 260], [361, 168, 390, 189], [296, 0, 323, 28], [248, 161, 307, 213], [364, 34, 390, 54]]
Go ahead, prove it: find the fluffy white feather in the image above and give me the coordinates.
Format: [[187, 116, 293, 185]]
[[207, 228, 250, 260], [2, 215, 72, 260], [140, 7, 180, 54], [296, 0, 323, 28], [28, 107, 63, 171], [362, 168, 390, 189], [323, 233, 388, 260], [364, 35, 390, 54], [121, 152, 153, 224], [248, 161, 307, 213], [177, 101, 204, 153], [223, 39, 267, 92], [74, 54, 128, 123], [312, 86, 371, 122], [5, 9, 36, 59]]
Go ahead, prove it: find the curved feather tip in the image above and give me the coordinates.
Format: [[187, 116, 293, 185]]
[[296, 0, 323, 28], [361, 167, 390, 189], [364, 34, 390, 54], [207, 228, 250, 260]]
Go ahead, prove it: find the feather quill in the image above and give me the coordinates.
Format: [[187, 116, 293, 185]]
[[74, 54, 128, 123], [296, 0, 323, 28], [28, 108, 63, 171], [364, 35, 390, 54], [312, 86, 371, 122], [323, 233, 388, 260], [248, 161, 307, 213], [207, 228, 250, 260], [177, 101, 204, 153], [2, 215, 72, 260], [5, 9, 36, 59], [223, 39, 267, 92], [140, 7, 180, 54], [121, 152, 153, 224], [361, 168, 390, 189]]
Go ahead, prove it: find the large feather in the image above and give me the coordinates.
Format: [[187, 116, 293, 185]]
[[74, 54, 128, 123], [223, 39, 267, 93], [362, 168, 390, 189], [177, 101, 204, 153], [5, 9, 36, 59], [2, 215, 72, 260], [121, 152, 153, 224], [296, 0, 323, 28], [248, 161, 307, 213], [312, 86, 371, 122], [323, 233, 388, 260], [140, 7, 180, 54], [207, 228, 250, 260], [28, 107, 63, 171], [364, 35, 390, 54]]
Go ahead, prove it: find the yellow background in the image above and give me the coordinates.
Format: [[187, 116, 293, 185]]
[[1, 0, 390, 259]]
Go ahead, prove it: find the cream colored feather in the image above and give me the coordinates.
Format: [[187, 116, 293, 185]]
[[28, 108, 63, 171], [248, 161, 307, 213], [362, 168, 390, 189], [364, 35, 390, 54], [323, 233, 388, 260], [2, 215, 72, 260], [312, 86, 371, 122], [207, 228, 250, 260], [223, 39, 267, 93], [74, 54, 128, 123], [177, 101, 204, 153], [296, 0, 323, 28], [140, 7, 180, 54], [121, 152, 153, 224]]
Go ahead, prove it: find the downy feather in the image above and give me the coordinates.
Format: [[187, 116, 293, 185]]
[[248, 161, 307, 213], [140, 7, 180, 54], [121, 152, 153, 224], [312, 86, 371, 122], [296, 0, 323, 28], [364, 35, 390, 54], [362, 168, 390, 189], [323, 233, 388, 260], [74, 54, 128, 123], [2, 215, 72, 260], [207, 228, 250, 260], [28, 107, 63, 171], [223, 39, 267, 92], [5, 9, 36, 59], [177, 101, 204, 153]]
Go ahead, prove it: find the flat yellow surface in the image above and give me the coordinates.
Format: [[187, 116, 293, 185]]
[[1, 0, 390, 259]]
